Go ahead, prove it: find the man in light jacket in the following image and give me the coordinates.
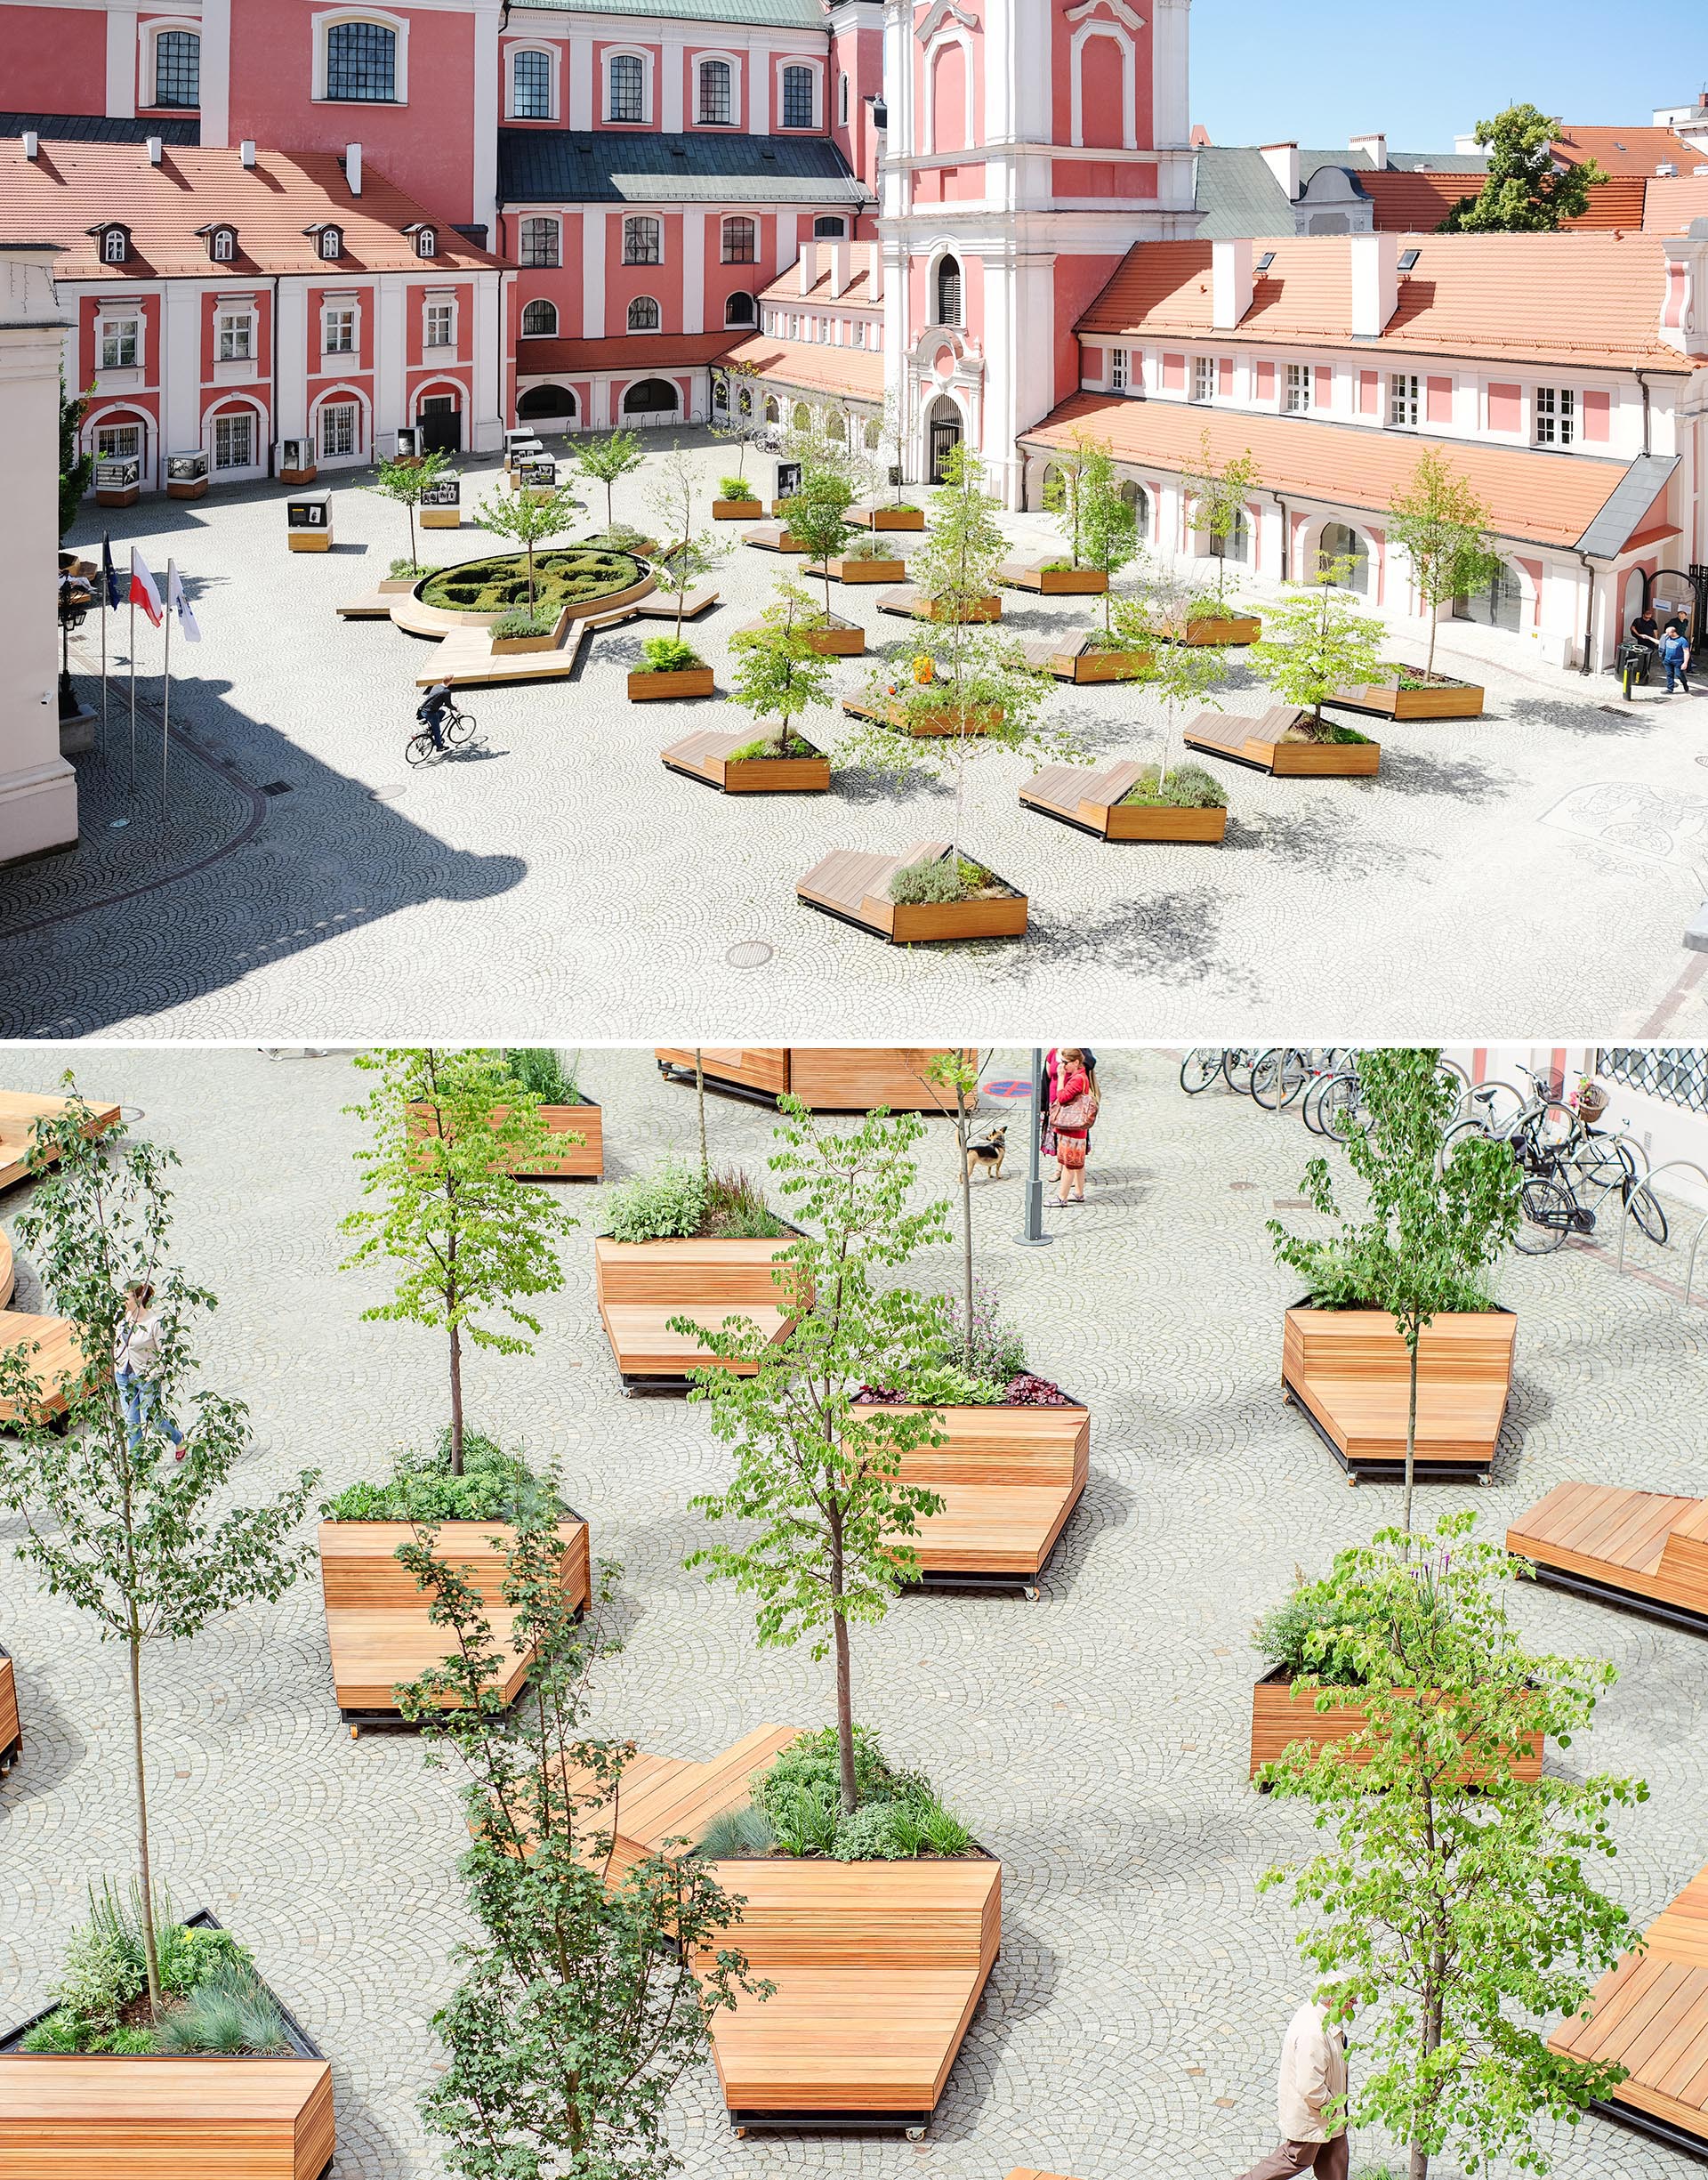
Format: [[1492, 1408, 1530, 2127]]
[[1237, 1997, 1349, 2179]]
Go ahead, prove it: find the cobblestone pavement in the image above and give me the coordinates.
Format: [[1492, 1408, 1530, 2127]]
[[6, 436, 1708, 1042], [2, 1045, 1704, 2180]]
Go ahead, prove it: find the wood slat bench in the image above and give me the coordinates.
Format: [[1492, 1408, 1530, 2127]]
[[0, 2056, 335, 2178], [410, 618, 592, 690], [1183, 705, 1381, 779], [743, 523, 810, 553], [1507, 1481, 1708, 1636], [1020, 760, 1226, 844], [0, 1093, 121, 1194], [661, 728, 831, 796], [569, 1724, 799, 1880], [594, 1234, 805, 1393], [1551, 1855, 1708, 2160], [796, 842, 1028, 946], [1282, 1303, 1515, 1485], [850, 503, 925, 532], [875, 585, 1001, 624], [0, 1643, 20, 1773], [1018, 635, 1150, 684], [0, 1310, 84, 1428], [995, 560, 1108, 595], [319, 1518, 591, 1733], [653, 1050, 974, 1112]]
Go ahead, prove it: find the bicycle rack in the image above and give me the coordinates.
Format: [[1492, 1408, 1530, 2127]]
[[1616, 1159, 1708, 1306]]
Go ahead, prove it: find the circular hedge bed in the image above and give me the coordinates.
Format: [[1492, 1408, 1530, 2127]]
[[420, 547, 646, 617]]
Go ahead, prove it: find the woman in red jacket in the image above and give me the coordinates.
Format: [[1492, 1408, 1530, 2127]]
[[1049, 1047, 1099, 1204]]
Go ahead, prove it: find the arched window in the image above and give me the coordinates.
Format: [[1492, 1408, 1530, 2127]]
[[623, 215, 661, 265], [151, 28, 200, 108], [318, 225, 343, 261], [511, 48, 552, 118], [1119, 479, 1151, 542], [520, 299, 558, 336], [607, 52, 644, 122], [780, 63, 813, 127], [792, 400, 811, 431], [764, 395, 780, 424], [813, 214, 846, 238], [623, 376, 678, 414], [519, 217, 560, 267], [864, 417, 880, 449], [627, 295, 661, 332], [1319, 521, 1369, 594], [210, 226, 234, 261], [723, 290, 756, 327], [1454, 560, 1524, 633], [825, 408, 845, 440], [99, 224, 130, 265], [935, 253, 962, 326], [722, 215, 756, 263], [414, 226, 437, 258], [1210, 507, 1251, 567], [326, 20, 397, 101], [698, 57, 731, 124], [518, 384, 576, 420]]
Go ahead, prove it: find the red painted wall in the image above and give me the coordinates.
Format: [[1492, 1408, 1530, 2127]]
[[1052, 254, 1122, 402], [8, 7, 105, 117]]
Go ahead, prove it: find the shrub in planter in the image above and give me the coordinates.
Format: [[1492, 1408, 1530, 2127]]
[[728, 733, 818, 761], [689, 1727, 975, 1863], [390, 556, 431, 580], [505, 1046, 581, 1105], [890, 854, 1009, 907], [491, 604, 559, 641], [1119, 762, 1228, 810], [843, 536, 904, 561], [636, 634, 705, 676], [606, 1158, 788, 1242], [853, 1283, 1068, 1407], [326, 1428, 560, 1525], [720, 476, 753, 501]]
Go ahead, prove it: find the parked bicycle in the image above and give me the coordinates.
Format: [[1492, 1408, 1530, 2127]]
[[1509, 1110, 1666, 1255], [1179, 1049, 1258, 1096]]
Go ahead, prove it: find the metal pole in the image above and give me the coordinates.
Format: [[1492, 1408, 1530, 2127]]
[[1018, 1045, 1050, 1246], [100, 587, 108, 748], [112, 593, 134, 829], [161, 591, 171, 814]]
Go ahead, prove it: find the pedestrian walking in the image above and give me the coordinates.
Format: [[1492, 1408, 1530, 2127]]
[[114, 1280, 187, 1460], [1048, 1047, 1099, 1205], [1661, 622, 1693, 696], [1237, 1998, 1349, 2180]]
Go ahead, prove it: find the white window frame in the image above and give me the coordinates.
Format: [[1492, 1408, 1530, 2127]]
[[1535, 384, 1575, 448], [775, 56, 821, 130], [319, 399, 359, 457], [603, 46, 652, 125], [518, 215, 562, 269], [505, 42, 558, 121], [311, 8, 409, 104], [1109, 345, 1129, 392], [423, 298, 455, 349], [622, 214, 664, 266], [144, 20, 201, 109], [101, 226, 130, 265], [837, 68, 849, 126], [1390, 372, 1420, 428], [520, 297, 558, 337], [321, 301, 358, 356], [215, 306, 254, 362], [626, 294, 661, 333], [696, 52, 740, 125], [208, 226, 235, 262], [318, 225, 343, 261], [1192, 354, 1214, 403], [100, 312, 141, 370], [721, 213, 758, 264], [1285, 361, 1312, 415], [414, 227, 437, 260], [95, 421, 141, 463], [211, 408, 258, 471]]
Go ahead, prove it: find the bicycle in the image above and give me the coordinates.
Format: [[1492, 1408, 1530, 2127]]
[[406, 703, 476, 767], [1509, 1113, 1666, 1255], [1252, 1046, 1352, 1115], [1179, 1049, 1258, 1096]]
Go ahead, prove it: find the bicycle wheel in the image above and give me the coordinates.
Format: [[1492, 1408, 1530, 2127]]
[[1250, 1049, 1289, 1111], [1301, 1075, 1330, 1134], [1180, 1049, 1224, 1096], [445, 709, 476, 747], [1318, 1072, 1362, 1143], [1622, 1176, 1669, 1247], [1438, 1115, 1493, 1166], [404, 731, 438, 768], [1513, 1177, 1575, 1255], [1222, 1049, 1257, 1096]]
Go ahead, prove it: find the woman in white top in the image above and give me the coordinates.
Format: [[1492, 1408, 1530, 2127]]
[[114, 1280, 186, 1459]]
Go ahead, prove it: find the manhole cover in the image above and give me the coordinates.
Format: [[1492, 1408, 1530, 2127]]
[[726, 941, 773, 967], [1229, 1181, 1258, 1192], [367, 783, 409, 801]]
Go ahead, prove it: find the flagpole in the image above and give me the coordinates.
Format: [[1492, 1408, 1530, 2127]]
[[161, 582, 172, 817], [112, 593, 134, 830]]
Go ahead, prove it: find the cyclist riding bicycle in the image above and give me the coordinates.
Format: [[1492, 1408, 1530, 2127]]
[[415, 679, 455, 752]]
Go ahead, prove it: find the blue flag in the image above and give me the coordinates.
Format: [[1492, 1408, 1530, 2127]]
[[101, 534, 121, 610]]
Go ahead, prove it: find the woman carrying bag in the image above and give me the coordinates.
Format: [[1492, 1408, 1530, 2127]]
[[1049, 1048, 1099, 1204]]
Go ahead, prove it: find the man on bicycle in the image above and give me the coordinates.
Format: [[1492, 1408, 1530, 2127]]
[[415, 679, 455, 752]]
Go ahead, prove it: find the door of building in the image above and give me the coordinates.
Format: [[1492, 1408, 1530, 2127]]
[[419, 396, 462, 454], [929, 411, 962, 482]]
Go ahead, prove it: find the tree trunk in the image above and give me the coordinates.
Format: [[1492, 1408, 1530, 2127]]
[[407, 500, 418, 571], [1403, 1334, 1420, 1538], [526, 542, 536, 612], [695, 1051, 708, 1183], [606, 480, 616, 529], [129, 1633, 162, 2012], [831, 1550, 856, 1814], [1408, 2143, 1429, 2180], [958, 1086, 975, 1370], [448, 1319, 464, 1476], [1425, 593, 1439, 681]]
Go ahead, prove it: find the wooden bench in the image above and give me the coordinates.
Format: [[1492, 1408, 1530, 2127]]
[[319, 1517, 590, 1732], [995, 560, 1108, 596], [1282, 1304, 1514, 1485], [661, 728, 832, 796], [564, 1724, 799, 1879], [857, 1401, 1090, 1591], [1507, 1482, 1708, 1635], [0, 1644, 19, 1773], [0, 2055, 334, 2178], [743, 523, 810, 553], [1020, 759, 1226, 844], [0, 1092, 121, 1193], [1018, 635, 1150, 684], [655, 1049, 973, 1112], [0, 1309, 84, 1428], [1184, 705, 1382, 779], [875, 585, 1001, 624], [1550, 1854, 1708, 2159], [594, 1235, 805, 1393], [796, 841, 1028, 946]]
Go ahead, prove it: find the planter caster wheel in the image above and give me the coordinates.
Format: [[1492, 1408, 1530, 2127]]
[[1346, 1474, 1359, 1489], [731, 2126, 749, 2140], [906, 2128, 927, 2142], [1280, 1385, 1293, 1404], [350, 1724, 360, 1740], [1022, 1586, 1041, 1602]]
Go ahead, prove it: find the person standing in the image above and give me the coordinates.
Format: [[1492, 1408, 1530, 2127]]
[[1049, 1047, 1099, 1205], [1237, 1998, 1349, 2180], [1661, 620, 1693, 696], [114, 1280, 187, 1461]]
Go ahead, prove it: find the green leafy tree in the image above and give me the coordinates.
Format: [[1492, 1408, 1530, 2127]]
[[729, 579, 834, 756], [871, 391, 910, 505], [711, 360, 766, 482], [1076, 440, 1141, 629], [1042, 435, 1092, 566], [910, 1049, 989, 1371], [341, 1049, 576, 1475], [1249, 560, 1387, 739], [1387, 448, 1505, 681], [1181, 430, 1261, 602], [1261, 1515, 1648, 2180], [1440, 104, 1609, 233], [1269, 1048, 1521, 1531], [676, 1101, 963, 1813], [396, 1517, 768, 2180], [369, 447, 453, 575], [781, 455, 858, 620], [0, 1091, 319, 2014], [60, 376, 93, 538], [575, 427, 646, 529], [471, 478, 584, 613], [647, 448, 725, 640], [1145, 598, 1229, 781]]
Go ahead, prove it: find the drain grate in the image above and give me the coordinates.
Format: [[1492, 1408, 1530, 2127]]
[[726, 941, 773, 967], [260, 779, 294, 796]]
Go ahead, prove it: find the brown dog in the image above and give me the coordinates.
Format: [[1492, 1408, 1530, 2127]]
[[965, 1126, 1007, 1181]]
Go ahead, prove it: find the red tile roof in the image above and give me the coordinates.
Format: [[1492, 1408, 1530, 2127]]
[[0, 139, 503, 278], [519, 332, 734, 373], [716, 330, 883, 397], [1076, 230, 1688, 370], [1358, 169, 1478, 231], [1645, 174, 1708, 230], [1553, 125, 1703, 176], [1019, 390, 1645, 552]]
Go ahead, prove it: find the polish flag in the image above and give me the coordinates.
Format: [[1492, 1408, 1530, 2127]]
[[166, 560, 202, 642], [128, 547, 163, 627]]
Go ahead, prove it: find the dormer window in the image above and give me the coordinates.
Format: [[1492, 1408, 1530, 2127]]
[[409, 223, 437, 258], [198, 223, 237, 262], [92, 222, 131, 265], [308, 223, 344, 261]]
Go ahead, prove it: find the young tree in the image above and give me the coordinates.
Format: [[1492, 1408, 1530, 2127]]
[[1146, 608, 1230, 782], [1387, 448, 1505, 681], [0, 1093, 319, 2014], [1042, 435, 1092, 567], [1076, 441, 1142, 630], [395, 1516, 768, 2180], [782, 456, 858, 620], [676, 1101, 963, 1814], [1249, 560, 1388, 739], [576, 427, 647, 529], [1269, 1048, 1521, 1532], [1181, 431, 1261, 602], [729, 580, 834, 755], [647, 448, 725, 640], [871, 390, 910, 505], [59, 375, 93, 539], [1440, 104, 1609, 233], [1261, 1516, 1648, 2180], [913, 1049, 988, 1372], [369, 447, 453, 575], [471, 478, 584, 613], [341, 1049, 576, 1475], [711, 360, 767, 482]]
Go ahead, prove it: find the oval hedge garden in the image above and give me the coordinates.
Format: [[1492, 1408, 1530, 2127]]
[[419, 547, 646, 617]]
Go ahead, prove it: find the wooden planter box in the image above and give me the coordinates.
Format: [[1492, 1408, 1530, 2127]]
[[0, 1088, 117, 1193], [796, 840, 1027, 945], [820, 555, 906, 584], [1249, 1667, 1543, 1783], [1021, 760, 1226, 843], [713, 498, 763, 521], [1184, 705, 1380, 778], [516, 1102, 601, 1180], [0, 1646, 18, 1774], [877, 585, 1001, 624], [167, 477, 208, 501], [628, 666, 715, 701], [491, 605, 572, 657], [1508, 1482, 1708, 1637], [320, 1517, 591, 1731], [733, 614, 864, 658], [594, 1231, 808, 1392], [1283, 1299, 1516, 1484], [663, 727, 831, 795], [1330, 680, 1486, 722], [842, 694, 1003, 739], [1164, 613, 1261, 646], [654, 1049, 974, 1110], [743, 523, 810, 553], [997, 561, 1109, 596], [861, 504, 926, 531]]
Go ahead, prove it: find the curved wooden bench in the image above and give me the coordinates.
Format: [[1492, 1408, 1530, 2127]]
[[0, 1092, 121, 1194], [1184, 705, 1380, 779], [654, 1049, 975, 1112], [1551, 1855, 1708, 2159], [0, 1645, 19, 1773], [594, 1235, 805, 1394], [1507, 1481, 1708, 1635], [1282, 1304, 1514, 1484], [0, 2055, 334, 2178], [319, 1517, 591, 1733]]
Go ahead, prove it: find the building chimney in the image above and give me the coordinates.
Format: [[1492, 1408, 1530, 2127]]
[[1658, 162, 1680, 178], [22, 130, 38, 159], [146, 134, 163, 166], [1212, 236, 1253, 329], [865, 241, 882, 301], [345, 141, 362, 195], [827, 238, 850, 295], [797, 240, 819, 295], [1349, 230, 1400, 338], [1348, 131, 1387, 171], [240, 138, 256, 167], [1260, 141, 1300, 200]]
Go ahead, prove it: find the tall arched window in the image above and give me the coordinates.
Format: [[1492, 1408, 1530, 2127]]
[[326, 20, 398, 101], [519, 217, 560, 268], [607, 52, 644, 121], [623, 377, 678, 414], [511, 49, 552, 118], [1119, 479, 1151, 542], [935, 253, 962, 326], [1454, 560, 1523, 632], [722, 215, 756, 263], [151, 28, 200, 107], [764, 396, 779, 424], [780, 63, 813, 127], [698, 58, 731, 123], [723, 290, 756, 327], [623, 216, 662, 265], [627, 295, 661, 332], [1319, 521, 1369, 594], [1211, 507, 1251, 567], [520, 299, 558, 336]]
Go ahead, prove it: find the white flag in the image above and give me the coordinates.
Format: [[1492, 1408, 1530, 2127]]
[[166, 559, 202, 642]]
